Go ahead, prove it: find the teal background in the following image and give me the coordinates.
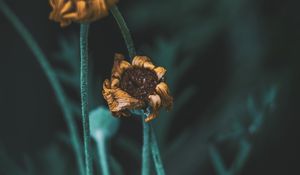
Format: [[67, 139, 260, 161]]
[[0, 0, 299, 174]]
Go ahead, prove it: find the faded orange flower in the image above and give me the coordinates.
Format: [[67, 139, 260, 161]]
[[102, 54, 173, 122], [49, 0, 118, 27]]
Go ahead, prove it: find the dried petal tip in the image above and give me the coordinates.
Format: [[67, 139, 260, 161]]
[[132, 56, 155, 69], [111, 54, 131, 79], [102, 79, 144, 115], [155, 82, 173, 110], [102, 54, 173, 122], [145, 95, 161, 122], [49, 0, 118, 27]]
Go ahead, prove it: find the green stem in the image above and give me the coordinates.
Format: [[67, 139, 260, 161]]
[[95, 131, 110, 175], [142, 117, 151, 175], [80, 23, 93, 175], [110, 6, 167, 174], [110, 6, 136, 59], [229, 139, 251, 175], [209, 144, 228, 175], [0, 1, 85, 175], [150, 125, 166, 175]]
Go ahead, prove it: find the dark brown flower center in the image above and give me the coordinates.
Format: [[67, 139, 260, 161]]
[[120, 67, 158, 101]]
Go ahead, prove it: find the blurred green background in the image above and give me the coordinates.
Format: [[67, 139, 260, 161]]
[[0, 0, 299, 174]]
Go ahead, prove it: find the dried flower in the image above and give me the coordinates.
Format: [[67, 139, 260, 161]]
[[49, 0, 118, 27], [102, 54, 173, 122]]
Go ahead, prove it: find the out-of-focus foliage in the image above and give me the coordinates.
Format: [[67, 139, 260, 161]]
[[0, 144, 25, 175], [0, 0, 299, 174], [53, 34, 102, 116], [209, 85, 278, 175], [125, 0, 293, 174], [144, 38, 197, 148], [0, 142, 77, 175]]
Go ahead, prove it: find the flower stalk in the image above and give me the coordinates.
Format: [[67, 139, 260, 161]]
[[110, 6, 136, 59], [80, 23, 93, 175], [150, 125, 166, 175], [106, 6, 170, 175], [0, 1, 85, 175], [142, 115, 151, 175]]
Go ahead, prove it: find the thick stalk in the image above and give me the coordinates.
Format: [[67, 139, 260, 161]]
[[80, 23, 93, 175], [142, 117, 151, 175], [110, 6, 167, 175], [150, 125, 166, 175], [0, 1, 85, 175], [111, 6, 165, 175], [110, 6, 136, 59]]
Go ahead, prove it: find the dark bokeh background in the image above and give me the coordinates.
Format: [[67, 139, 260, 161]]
[[0, 0, 300, 174]]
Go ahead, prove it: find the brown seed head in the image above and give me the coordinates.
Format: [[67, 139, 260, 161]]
[[120, 67, 158, 101]]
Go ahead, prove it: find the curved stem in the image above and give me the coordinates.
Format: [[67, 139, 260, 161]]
[[80, 23, 93, 175], [229, 139, 251, 175], [0, 1, 85, 175], [110, 6, 166, 175], [150, 125, 166, 175], [142, 117, 151, 175], [110, 6, 136, 59], [95, 131, 110, 175]]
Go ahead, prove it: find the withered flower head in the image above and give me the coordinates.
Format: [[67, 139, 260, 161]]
[[49, 0, 118, 27], [102, 54, 173, 122]]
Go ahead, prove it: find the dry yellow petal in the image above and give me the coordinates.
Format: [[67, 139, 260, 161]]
[[111, 78, 120, 89], [60, 1, 72, 14], [112, 54, 131, 79], [63, 12, 78, 19], [155, 82, 173, 110], [148, 94, 161, 110], [145, 94, 162, 122], [132, 56, 155, 69], [154, 67, 166, 80], [103, 79, 144, 115]]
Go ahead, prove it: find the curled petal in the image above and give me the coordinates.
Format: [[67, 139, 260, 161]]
[[60, 1, 72, 14], [111, 78, 120, 89], [132, 56, 155, 69], [145, 95, 162, 122], [102, 79, 144, 116], [63, 1, 89, 22], [103, 79, 111, 89], [49, 0, 64, 18], [63, 12, 78, 20], [145, 112, 159, 123], [90, 0, 119, 21], [154, 67, 166, 80], [112, 54, 131, 79], [144, 62, 155, 69], [75, 1, 88, 20], [49, 0, 72, 27], [149, 94, 161, 111], [155, 82, 173, 110], [90, 0, 108, 17]]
